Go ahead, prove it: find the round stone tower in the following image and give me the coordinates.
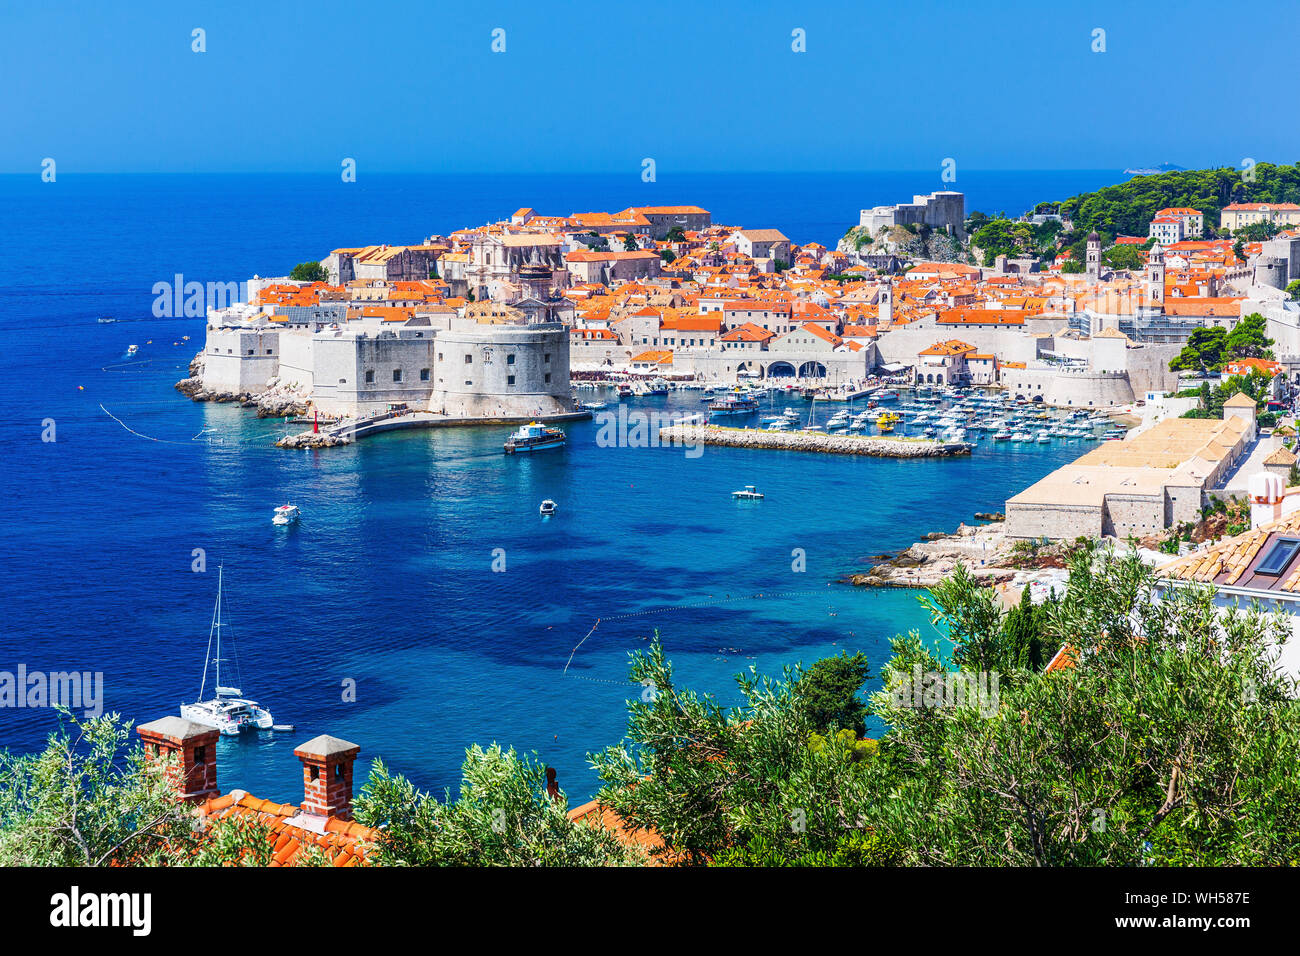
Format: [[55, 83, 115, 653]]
[[431, 322, 572, 419]]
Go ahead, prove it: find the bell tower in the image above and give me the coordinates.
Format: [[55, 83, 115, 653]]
[[1146, 243, 1165, 306]]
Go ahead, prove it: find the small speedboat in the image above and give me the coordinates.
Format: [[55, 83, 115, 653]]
[[272, 504, 300, 526], [126, 344, 139, 356], [732, 485, 764, 500], [539, 499, 558, 516]]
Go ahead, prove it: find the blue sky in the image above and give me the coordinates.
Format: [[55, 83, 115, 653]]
[[2, 0, 1295, 174]]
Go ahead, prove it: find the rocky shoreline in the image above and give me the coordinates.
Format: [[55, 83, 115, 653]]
[[657, 424, 971, 458], [846, 518, 1016, 588], [174, 352, 310, 419]]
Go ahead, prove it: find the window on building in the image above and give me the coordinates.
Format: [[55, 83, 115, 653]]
[[465, 354, 473, 364], [393, 369, 402, 382], [507, 374, 515, 386], [420, 368, 429, 381], [365, 370, 375, 384], [507, 354, 515, 365], [544, 373, 551, 384]]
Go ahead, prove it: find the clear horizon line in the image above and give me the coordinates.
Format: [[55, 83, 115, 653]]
[[0, 166, 1145, 177]]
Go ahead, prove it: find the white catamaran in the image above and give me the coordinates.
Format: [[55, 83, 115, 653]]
[[180, 566, 274, 736]]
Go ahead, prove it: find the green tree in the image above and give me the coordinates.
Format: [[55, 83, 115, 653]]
[[861, 547, 1300, 865], [353, 745, 637, 866], [1002, 586, 1056, 670], [794, 652, 871, 736], [1224, 312, 1274, 360], [664, 226, 686, 243], [1170, 325, 1229, 374], [623, 233, 639, 252], [1103, 243, 1144, 271], [0, 712, 271, 866], [289, 261, 328, 283], [589, 636, 878, 865]]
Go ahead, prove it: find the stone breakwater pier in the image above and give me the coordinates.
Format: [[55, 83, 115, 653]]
[[656, 424, 972, 458]]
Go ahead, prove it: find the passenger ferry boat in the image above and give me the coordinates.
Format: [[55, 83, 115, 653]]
[[272, 504, 300, 526], [180, 566, 274, 736], [708, 394, 760, 416], [504, 422, 566, 454]]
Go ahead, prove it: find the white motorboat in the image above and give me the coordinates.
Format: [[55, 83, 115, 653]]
[[179, 566, 274, 736], [732, 485, 764, 500], [126, 344, 139, 356], [272, 503, 300, 526], [539, 499, 558, 516]]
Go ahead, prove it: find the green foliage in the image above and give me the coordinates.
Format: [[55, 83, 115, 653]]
[[353, 746, 638, 866], [1002, 586, 1057, 671], [863, 547, 1300, 865], [711, 830, 903, 867], [0, 712, 268, 866], [794, 652, 870, 736], [1170, 326, 1229, 374], [1181, 370, 1272, 418], [1055, 162, 1300, 237], [970, 218, 1061, 266], [289, 261, 328, 283], [1286, 279, 1300, 301], [1060, 259, 1084, 273], [1225, 312, 1275, 361], [622, 233, 639, 252], [664, 226, 686, 242], [1103, 243, 1145, 271], [920, 562, 1007, 672], [589, 635, 878, 865]]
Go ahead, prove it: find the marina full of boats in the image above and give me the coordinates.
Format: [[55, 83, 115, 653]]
[[573, 379, 1126, 448]]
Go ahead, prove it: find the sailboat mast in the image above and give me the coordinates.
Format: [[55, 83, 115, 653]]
[[214, 565, 223, 694]]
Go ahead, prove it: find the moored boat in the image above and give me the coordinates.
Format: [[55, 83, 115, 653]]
[[708, 394, 760, 416], [504, 422, 566, 454], [179, 566, 274, 736]]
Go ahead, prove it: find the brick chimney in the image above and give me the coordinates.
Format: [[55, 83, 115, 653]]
[[137, 716, 220, 804], [294, 735, 361, 820]]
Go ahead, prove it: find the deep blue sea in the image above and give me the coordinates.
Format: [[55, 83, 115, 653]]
[[0, 170, 1121, 802]]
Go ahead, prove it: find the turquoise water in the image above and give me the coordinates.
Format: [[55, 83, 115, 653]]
[[0, 171, 1103, 801]]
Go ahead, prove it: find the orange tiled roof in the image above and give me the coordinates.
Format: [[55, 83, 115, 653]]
[[196, 793, 378, 867], [1158, 507, 1300, 593]]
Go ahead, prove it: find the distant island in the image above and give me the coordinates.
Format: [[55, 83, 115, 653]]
[[1123, 162, 1186, 175]]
